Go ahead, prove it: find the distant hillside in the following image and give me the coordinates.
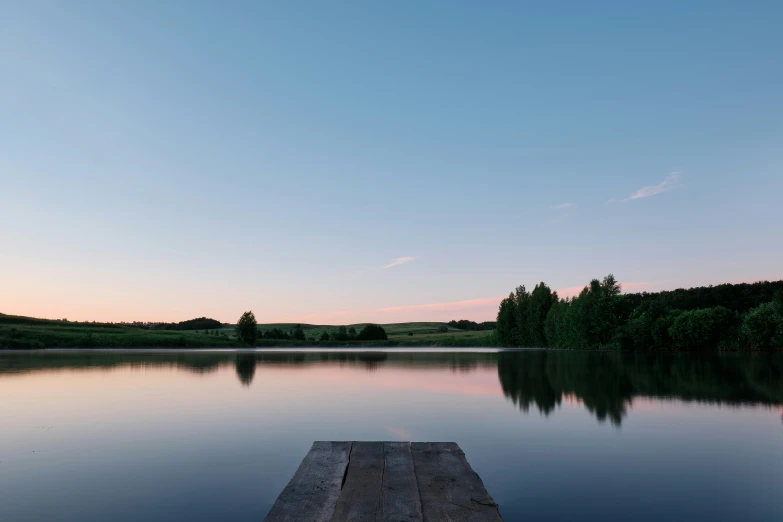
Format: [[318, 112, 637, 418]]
[[0, 314, 496, 349], [0, 313, 235, 350]]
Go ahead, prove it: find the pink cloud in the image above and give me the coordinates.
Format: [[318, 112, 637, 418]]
[[282, 296, 503, 324], [556, 285, 587, 299], [377, 297, 503, 313], [622, 281, 654, 292]]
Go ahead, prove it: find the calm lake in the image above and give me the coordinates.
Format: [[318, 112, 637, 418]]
[[1, 349, 781, 522]]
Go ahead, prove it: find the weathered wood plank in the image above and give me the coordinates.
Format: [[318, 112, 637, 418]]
[[381, 441, 423, 522], [330, 441, 384, 521], [264, 441, 352, 522], [411, 442, 503, 521]]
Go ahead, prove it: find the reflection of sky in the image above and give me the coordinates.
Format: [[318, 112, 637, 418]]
[[1, 361, 781, 522]]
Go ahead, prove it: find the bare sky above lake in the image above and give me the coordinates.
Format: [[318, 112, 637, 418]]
[[2, 2, 782, 323]]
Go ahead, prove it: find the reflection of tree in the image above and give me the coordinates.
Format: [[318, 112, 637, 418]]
[[315, 351, 389, 371], [235, 354, 256, 387], [497, 351, 783, 426], [0, 351, 499, 375], [498, 351, 560, 415]]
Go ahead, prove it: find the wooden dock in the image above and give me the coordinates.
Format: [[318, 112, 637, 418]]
[[264, 441, 503, 522]]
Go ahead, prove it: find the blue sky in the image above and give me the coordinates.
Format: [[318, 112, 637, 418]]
[[2, 1, 782, 323]]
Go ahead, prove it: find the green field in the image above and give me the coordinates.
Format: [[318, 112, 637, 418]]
[[252, 322, 495, 346], [0, 314, 237, 349], [253, 321, 460, 338], [1, 314, 496, 349]]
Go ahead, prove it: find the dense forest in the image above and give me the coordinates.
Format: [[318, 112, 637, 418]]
[[496, 276, 783, 350]]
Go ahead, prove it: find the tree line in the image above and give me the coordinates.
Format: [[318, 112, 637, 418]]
[[497, 276, 783, 350], [447, 319, 496, 331], [235, 312, 388, 345], [124, 317, 224, 331]]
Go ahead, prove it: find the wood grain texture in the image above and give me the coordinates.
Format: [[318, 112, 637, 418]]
[[411, 442, 502, 522], [265, 442, 501, 522], [330, 441, 385, 521], [380, 442, 423, 522], [264, 441, 352, 522]]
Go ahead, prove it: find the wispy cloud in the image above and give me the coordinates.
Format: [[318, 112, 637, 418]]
[[383, 256, 416, 269], [626, 172, 681, 200], [550, 202, 573, 210]]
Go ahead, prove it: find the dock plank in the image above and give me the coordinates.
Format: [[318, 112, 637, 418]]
[[265, 441, 501, 521], [330, 441, 384, 521], [381, 442, 423, 522], [411, 442, 502, 521], [264, 441, 352, 522]]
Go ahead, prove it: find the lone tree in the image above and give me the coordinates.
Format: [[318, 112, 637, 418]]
[[357, 324, 388, 341], [236, 311, 258, 345]]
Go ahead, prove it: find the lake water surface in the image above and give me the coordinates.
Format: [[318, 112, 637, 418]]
[[1, 349, 781, 521]]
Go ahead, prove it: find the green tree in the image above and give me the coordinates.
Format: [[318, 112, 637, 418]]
[[544, 298, 563, 347], [235, 311, 257, 345], [264, 328, 288, 340], [669, 306, 737, 350], [357, 324, 387, 341], [513, 285, 531, 346], [529, 283, 555, 347], [292, 327, 306, 341], [741, 302, 783, 349], [601, 274, 621, 297], [318, 331, 330, 342], [333, 325, 349, 341], [496, 293, 518, 346]]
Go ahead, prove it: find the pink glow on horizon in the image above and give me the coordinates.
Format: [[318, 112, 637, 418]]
[[555, 285, 587, 299], [4, 271, 781, 324], [284, 297, 505, 324], [377, 297, 504, 313]]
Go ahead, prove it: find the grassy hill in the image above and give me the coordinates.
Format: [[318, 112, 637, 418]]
[[277, 322, 494, 345], [0, 314, 496, 349], [187, 321, 496, 346], [0, 313, 237, 349]]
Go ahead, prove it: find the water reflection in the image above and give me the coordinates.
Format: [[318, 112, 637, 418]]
[[1, 349, 781, 522], [0, 350, 780, 426], [498, 351, 783, 425], [235, 355, 256, 386]]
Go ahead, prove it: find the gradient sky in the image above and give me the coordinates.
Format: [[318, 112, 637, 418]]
[[2, 1, 782, 323]]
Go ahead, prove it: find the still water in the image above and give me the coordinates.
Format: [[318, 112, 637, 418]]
[[1, 349, 781, 522]]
